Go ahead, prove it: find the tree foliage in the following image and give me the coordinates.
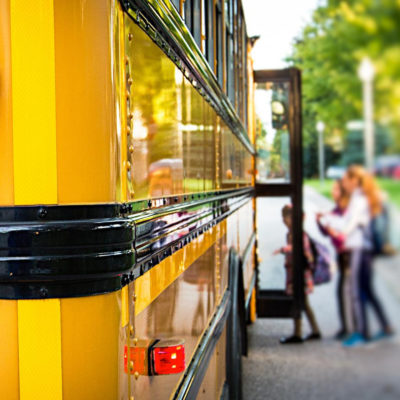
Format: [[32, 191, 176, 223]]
[[289, 0, 400, 176]]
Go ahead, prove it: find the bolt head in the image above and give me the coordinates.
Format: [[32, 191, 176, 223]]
[[38, 207, 47, 219]]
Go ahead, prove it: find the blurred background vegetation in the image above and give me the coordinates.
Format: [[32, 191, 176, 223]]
[[288, 0, 400, 178]]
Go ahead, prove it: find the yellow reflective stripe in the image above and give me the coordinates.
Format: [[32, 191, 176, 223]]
[[18, 299, 63, 400], [135, 220, 227, 315], [121, 285, 129, 327], [10, 0, 57, 205]]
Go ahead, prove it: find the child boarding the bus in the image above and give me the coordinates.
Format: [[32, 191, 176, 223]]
[[273, 204, 321, 344]]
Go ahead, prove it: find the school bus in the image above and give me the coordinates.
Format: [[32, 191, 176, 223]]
[[0, 1, 305, 399]]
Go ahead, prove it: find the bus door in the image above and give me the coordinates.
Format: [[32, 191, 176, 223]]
[[253, 68, 304, 319]]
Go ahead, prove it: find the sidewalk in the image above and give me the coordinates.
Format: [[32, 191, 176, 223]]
[[243, 187, 400, 400]]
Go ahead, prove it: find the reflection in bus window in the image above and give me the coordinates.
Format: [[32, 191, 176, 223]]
[[149, 159, 183, 197]]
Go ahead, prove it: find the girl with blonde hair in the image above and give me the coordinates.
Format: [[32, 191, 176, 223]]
[[317, 179, 352, 339], [324, 165, 393, 346]]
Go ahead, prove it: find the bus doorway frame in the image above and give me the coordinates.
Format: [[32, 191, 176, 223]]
[[253, 68, 304, 320]]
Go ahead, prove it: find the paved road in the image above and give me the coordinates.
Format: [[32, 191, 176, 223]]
[[244, 188, 400, 400]]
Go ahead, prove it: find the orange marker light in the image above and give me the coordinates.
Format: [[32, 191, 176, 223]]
[[123, 345, 147, 375]]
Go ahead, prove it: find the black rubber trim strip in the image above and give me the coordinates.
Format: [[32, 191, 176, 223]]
[[0, 188, 254, 299], [133, 194, 252, 279], [172, 290, 231, 400], [119, 0, 255, 155]]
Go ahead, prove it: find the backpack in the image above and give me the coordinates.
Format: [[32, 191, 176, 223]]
[[308, 236, 332, 285]]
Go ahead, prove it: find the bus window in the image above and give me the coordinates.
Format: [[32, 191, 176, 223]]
[[184, 0, 201, 48], [215, 0, 223, 87], [257, 197, 293, 292], [170, 0, 180, 12], [204, 0, 214, 66], [225, 0, 234, 103], [255, 81, 291, 183]]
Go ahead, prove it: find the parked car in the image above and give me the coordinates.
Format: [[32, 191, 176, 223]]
[[375, 155, 400, 177], [326, 166, 346, 179]]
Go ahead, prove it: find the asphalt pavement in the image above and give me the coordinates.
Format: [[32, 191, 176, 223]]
[[243, 187, 400, 400]]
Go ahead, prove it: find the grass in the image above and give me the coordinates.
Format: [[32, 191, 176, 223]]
[[377, 178, 400, 209], [304, 178, 400, 209], [304, 179, 334, 200]]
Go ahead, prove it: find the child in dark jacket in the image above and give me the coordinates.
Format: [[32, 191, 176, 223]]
[[273, 204, 321, 344]]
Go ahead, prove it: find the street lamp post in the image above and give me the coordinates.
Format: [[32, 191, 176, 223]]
[[358, 57, 375, 172], [316, 121, 325, 185]]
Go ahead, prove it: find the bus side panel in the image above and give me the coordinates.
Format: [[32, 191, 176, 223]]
[[60, 291, 124, 400], [54, 0, 119, 204], [0, 300, 19, 400], [195, 328, 227, 400], [238, 200, 253, 253], [132, 222, 228, 399]]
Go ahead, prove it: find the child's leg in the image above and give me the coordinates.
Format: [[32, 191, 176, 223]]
[[304, 295, 320, 334], [294, 316, 302, 337]]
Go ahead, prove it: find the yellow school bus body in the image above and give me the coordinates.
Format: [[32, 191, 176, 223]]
[[0, 0, 256, 399]]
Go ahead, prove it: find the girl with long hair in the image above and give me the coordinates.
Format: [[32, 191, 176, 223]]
[[325, 165, 393, 346], [317, 179, 352, 339]]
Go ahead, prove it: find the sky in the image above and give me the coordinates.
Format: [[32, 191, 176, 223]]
[[242, 0, 322, 70]]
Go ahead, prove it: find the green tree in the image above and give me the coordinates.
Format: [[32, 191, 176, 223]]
[[289, 0, 400, 171]]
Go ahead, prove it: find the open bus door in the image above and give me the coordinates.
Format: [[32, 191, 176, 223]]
[[253, 68, 304, 320]]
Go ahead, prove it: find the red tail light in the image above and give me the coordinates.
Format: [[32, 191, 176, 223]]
[[150, 339, 185, 375], [123, 339, 185, 376]]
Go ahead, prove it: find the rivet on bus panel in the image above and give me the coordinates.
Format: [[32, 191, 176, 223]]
[[126, 161, 131, 170], [129, 145, 134, 153], [132, 294, 137, 302], [128, 77, 133, 86], [128, 33, 133, 41], [126, 90, 130, 99], [130, 191, 135, 197], [125, 56, 129, 65], [129, 325, 134, 336], [134, 371, 140, 380], [129, 361, 134, 371], [133, 338, 138, 345], [127, 125, 131, 134]]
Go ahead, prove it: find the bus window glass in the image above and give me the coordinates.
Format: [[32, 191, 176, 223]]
[[170, 0, 180, 11], [255, 81, 291, 183], [192, 0, 201, 47], [215, 1, 223, 86], [205, 0, 214, 66], [184, 0, 193, 32], [256, 196, 294, 293]]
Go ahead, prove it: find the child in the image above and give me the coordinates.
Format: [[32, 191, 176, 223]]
[[317, 179, 353, 339], [273, 204, 321, 344]]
